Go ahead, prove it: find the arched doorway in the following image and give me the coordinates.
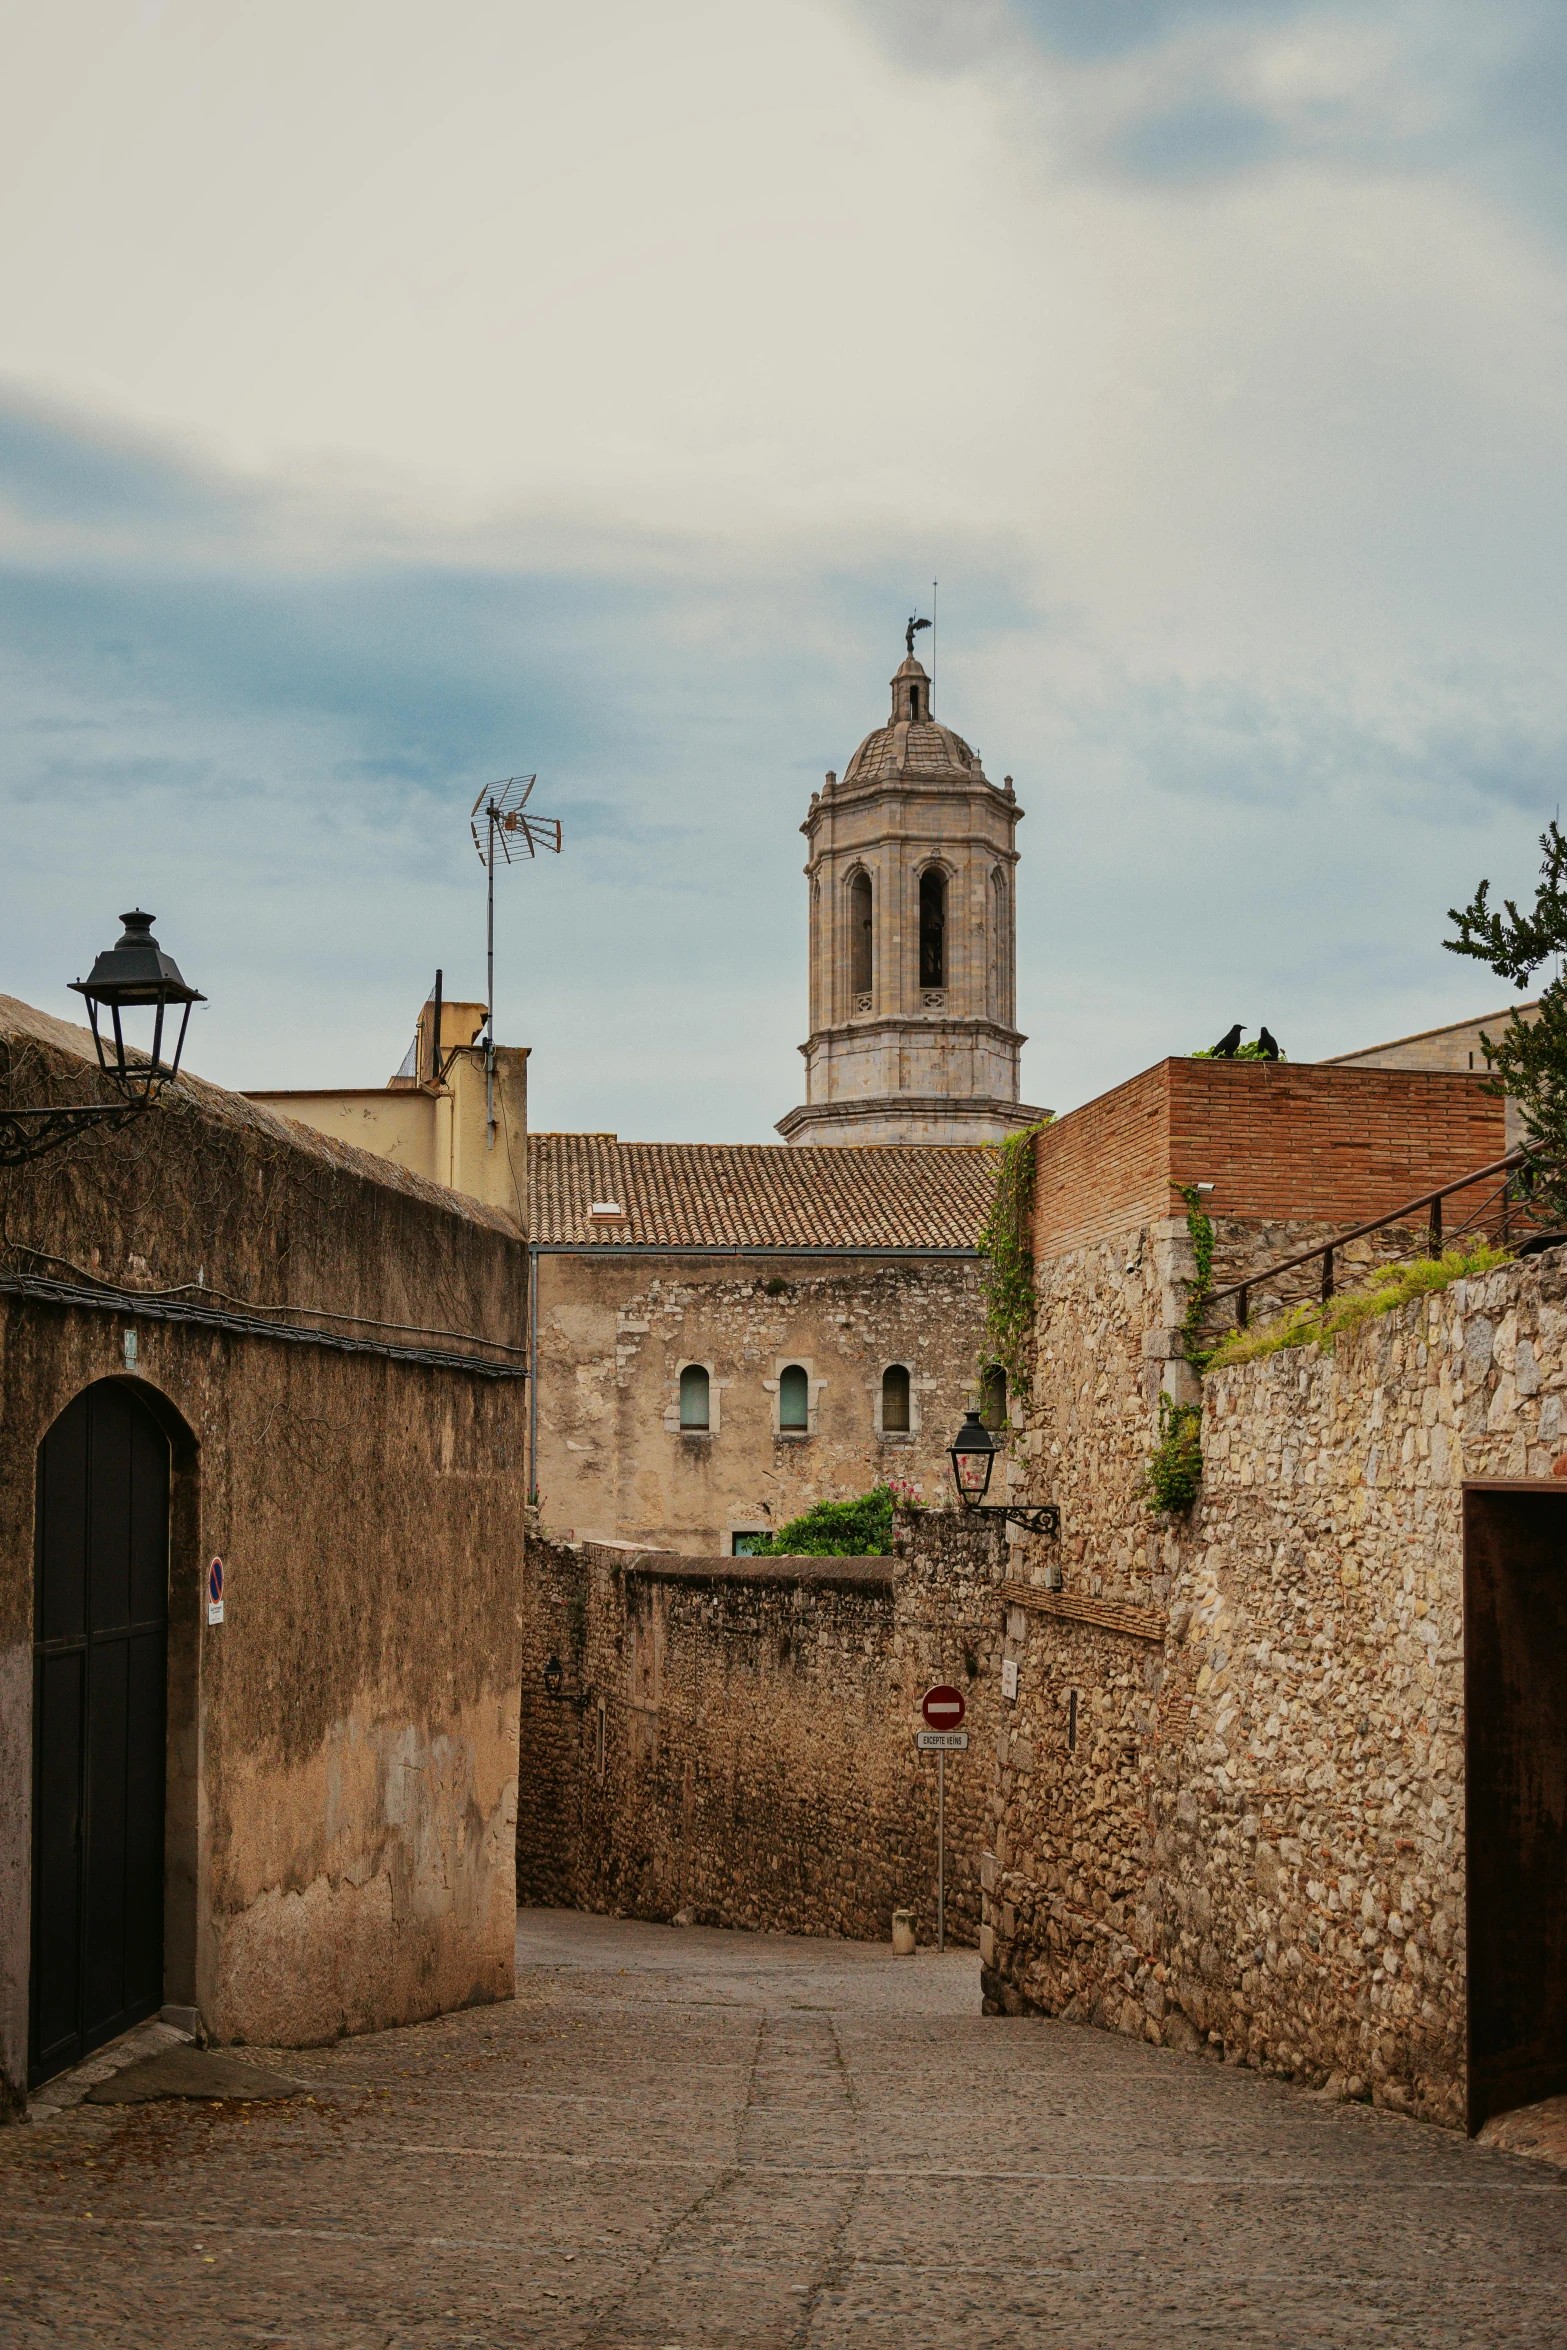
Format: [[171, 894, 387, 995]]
[[30, 1380, 170, 2086]]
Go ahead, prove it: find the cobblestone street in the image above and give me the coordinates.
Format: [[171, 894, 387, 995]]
[[2, 1908, 1565, 2347]]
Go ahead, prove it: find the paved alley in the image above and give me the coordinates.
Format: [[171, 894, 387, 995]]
[[2, 1907, 1565, 2347]]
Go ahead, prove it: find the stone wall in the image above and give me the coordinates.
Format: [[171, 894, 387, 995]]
[[0, 997, 527, 2116], [986, 1237, 1567, 2131], [518, 1514, 1003, 1945], [534, 1251, 986, 1553]]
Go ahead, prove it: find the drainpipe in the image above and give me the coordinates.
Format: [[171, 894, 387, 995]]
[[528, 1240, 539, 1505]]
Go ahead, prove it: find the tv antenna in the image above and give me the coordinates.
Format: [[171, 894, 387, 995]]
[[470, 774, 562, 1147]]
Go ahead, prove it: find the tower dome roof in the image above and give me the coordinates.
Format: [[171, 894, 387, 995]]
[[840, 654, 987, 787]]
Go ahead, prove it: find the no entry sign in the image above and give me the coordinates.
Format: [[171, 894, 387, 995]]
[[921, 1683, 966, 1731]]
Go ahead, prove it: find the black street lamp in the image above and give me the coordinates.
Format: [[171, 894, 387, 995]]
[[71, 910, 204, 1101], [947, 1409, 1060, 1538], [0, 910, 204, 1168]]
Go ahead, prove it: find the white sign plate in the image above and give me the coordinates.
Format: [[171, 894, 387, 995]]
[[1002, 1658, 1019, 1700], [916, 1730, 969, 1751]]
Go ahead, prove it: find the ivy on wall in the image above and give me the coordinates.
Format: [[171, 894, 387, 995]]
[[977, 1121, 1049, 1400], [1141, 1183, 1216, 1515], [1176, 1182, 1216, 1368]]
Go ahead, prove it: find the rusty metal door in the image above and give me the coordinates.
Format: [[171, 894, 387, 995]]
[[29, 1382, 169, 2087], [1463, 1480, 1567, 2133]]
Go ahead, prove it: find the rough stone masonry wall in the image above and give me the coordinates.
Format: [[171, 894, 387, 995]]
[[518, 1513, 1004, 1945], [0, 1000, 527, 2117], [534, 1252, 986, 1553], [988, 1240, 1567, 2129]]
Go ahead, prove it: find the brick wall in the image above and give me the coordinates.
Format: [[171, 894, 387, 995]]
[[1032, 1062, 1173, 1259], [1034, 1059, 1504, 1259]]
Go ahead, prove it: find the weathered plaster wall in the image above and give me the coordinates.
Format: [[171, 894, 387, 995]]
[[534, 1252, 986, 1552], [517, 1514, 1002, 1945], [987, 1238, 1567, 2132], [0, 998, 527, 2116]]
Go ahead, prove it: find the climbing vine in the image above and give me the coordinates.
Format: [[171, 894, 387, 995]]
[[1140, 1183, 1216, 1515], [1176, 1181, 1215, 1367], [977, 1121, 1048, 1401]]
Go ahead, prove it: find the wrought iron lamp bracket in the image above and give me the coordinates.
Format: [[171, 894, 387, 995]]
[[0, 1100, 147, 1169], [962, 1500, 1061, 1537]]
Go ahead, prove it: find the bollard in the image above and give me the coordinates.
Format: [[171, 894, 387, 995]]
[[891, 1909, 917, 1956]]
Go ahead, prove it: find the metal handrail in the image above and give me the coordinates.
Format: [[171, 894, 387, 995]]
[[1200, 1147, 1542, 1331]]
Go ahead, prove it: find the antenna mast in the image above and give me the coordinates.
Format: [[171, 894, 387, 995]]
[[469, 774, 563, 1146]]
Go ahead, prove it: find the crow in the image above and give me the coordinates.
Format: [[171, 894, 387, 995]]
[[1210, 1024, 1243, 1057], [1258, 1026, 1281, 1061]]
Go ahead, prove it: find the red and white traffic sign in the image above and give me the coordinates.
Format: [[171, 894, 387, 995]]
[[921, 1683, 966, 1731]]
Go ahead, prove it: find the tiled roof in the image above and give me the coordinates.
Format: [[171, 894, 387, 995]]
[[530, 1135, 997, 1250]]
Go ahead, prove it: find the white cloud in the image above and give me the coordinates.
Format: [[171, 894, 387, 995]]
[[1, 0, 1565, 1135]]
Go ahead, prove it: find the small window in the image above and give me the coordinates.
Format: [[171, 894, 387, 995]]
[[779, 1364, 809, 1430], [910, 685, 919, 719], [679, 1364, 710, 1429], [919, 869, 946, 988], [732, 1531, 768, 1555], [981, 1365, 1007, 1428], [881, 1364, 911, 1433]]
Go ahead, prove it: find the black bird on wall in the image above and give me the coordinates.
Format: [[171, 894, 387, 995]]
[[1258, 1026, 1281, 1061], [1210, 1024, 1244, 1057]]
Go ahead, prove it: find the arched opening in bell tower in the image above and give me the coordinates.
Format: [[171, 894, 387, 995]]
[[848, 871, 873, 998], [919, 869, 946, 990]]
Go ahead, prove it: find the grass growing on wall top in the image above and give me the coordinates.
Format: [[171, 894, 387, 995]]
[[1204, 1242, 1515, 1370]]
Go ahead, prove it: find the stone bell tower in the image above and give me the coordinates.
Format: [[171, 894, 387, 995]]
[[777, 641, 1048, 1146]]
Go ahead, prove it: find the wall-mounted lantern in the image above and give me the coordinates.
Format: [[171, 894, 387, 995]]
[[1, 911, 205, 1168], [543, 1653, 564, 1699], [947, 1409, 1061, 1539], [70, 910, 205, 1102]]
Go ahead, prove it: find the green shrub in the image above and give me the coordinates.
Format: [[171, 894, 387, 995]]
[[756, 1484, 897, 1556], [1141, 1394, 1203, 1515]]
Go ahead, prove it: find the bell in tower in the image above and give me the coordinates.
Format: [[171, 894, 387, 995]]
[[776, 634, 1049, 1146]]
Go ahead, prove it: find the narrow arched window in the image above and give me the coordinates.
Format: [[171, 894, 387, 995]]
[[909, 684, 919, 719], [988, 867, 1007, 1021], [679, 1364, 710, 1430], [881, 1364, 911, 1432], [919, 869, 946, 989], [779, 1364, 809, 1430], [849, 870, 873, 996], [981, 1364, 1007, 1429]]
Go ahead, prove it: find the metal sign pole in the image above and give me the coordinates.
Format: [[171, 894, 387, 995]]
[[938, 1747, 946, 1954]]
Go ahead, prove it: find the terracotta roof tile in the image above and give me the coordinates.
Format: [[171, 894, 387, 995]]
[[530, 1135, 997, 1251]]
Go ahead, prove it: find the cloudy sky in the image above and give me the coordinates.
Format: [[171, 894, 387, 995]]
[[4, 0, 1566, 1136]]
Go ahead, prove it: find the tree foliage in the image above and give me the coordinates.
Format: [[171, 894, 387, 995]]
[[756, 1484, 896, 1557], [1446, 823, 1567, 1213]]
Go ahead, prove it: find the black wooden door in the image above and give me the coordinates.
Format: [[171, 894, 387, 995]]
[[1464, 1480, 1567, 2132], [30, 1382, 169, 2087]]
